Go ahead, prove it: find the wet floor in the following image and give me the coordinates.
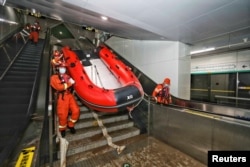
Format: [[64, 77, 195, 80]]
[[68, 135, 206, 167]]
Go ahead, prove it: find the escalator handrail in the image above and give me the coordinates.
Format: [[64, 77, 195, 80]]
[[29, 27, 52, 167]]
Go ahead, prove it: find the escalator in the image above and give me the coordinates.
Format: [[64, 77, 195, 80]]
[[0, 39, 45, 165]]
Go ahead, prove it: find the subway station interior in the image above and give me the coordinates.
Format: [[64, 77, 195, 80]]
[[0, 0, 250, 166]]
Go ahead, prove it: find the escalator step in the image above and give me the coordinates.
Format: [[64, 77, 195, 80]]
[[9, 66, 38, 72], [5, 71, 36, 76], [0, 81, 33, 88], [0, 87, 32, 94], [0, 117, 26, 146], [1, 112, 27, 118], [0, 127, 21, 150], [13, 62, 39, 67], [0, 96, 31, 104], [15, 60, 40, 64], [17, 57, 40, 61], [15, 59, 40, 65], [2, 76, 35, 82], [0, 104, 29, 112]]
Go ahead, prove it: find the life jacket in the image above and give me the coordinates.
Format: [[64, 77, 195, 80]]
[[57, 74, 73, 99], [156, 85, 171, 104], [157, 85, 169, 98]]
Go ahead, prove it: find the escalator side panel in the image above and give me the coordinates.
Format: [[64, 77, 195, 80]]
[[150, 104, 250, 165]]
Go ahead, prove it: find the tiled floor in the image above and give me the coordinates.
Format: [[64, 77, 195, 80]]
[[100, 136, 205, 167], [69, 135, 206, 167]]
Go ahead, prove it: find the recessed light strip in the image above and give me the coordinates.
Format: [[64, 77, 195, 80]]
[[0, 18, 18, 25], [190, 47, 215, 55], [101, 16, 108, 21]]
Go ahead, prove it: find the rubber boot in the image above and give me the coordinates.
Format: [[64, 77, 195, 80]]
[[68, 126, 76, 134], [61, 130, 66, 137]]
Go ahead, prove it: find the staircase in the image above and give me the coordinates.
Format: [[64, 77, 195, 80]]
[[0, 40, 44, 165], [53, 97, 141, 166]]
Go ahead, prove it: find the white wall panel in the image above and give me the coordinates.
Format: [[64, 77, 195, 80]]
[[178, 58, 191, 99], [106, 36, 191, 99], [191, 49, 250, 73]]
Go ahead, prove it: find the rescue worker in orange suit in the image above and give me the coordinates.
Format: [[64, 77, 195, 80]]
[[29, 21, 41, 45], [152, 78, 172, 104], [51, 50, 64, 73], [50, 63, 80, 137]]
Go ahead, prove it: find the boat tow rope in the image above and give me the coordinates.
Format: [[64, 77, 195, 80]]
[[59, 137, 68, 167], [55, 111, 68, 167], [128, 95, 144, 119], [91, 111, 126, 154]]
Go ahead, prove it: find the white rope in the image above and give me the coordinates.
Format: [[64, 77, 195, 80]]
[[60, 138, 69, 167], [55, 107, 69, 167], [128, 95, 144, 118], [92, 111, 126, 154]]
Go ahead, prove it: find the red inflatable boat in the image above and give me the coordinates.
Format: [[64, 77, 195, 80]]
[[62, 46, 144, 113]]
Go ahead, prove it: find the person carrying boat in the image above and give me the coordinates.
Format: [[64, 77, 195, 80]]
[[50, 62, 80, 137], [51, 49, 64, 73], [152, 77, 172, 105]]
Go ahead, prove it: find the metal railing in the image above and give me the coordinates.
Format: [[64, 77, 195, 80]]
[[48, 85, 54, 167], [215, 95, 250, 108], [215, 95, 250, 101]]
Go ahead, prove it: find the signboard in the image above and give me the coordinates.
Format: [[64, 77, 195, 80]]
[[15, 146, 35, 167]]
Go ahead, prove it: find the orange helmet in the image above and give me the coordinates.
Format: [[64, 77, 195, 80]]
[[53, 50, 60, 57], [163, 78, 171, 85]]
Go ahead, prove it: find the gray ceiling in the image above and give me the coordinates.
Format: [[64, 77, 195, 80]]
[[5, 0, 250, 46]]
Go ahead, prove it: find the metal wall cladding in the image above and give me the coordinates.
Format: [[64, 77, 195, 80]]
[[191, 72, 250, 108], [150, 104, 250, 165]]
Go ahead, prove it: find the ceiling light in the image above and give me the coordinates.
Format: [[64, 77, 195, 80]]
[[101, 16, 108, 21], [190, 47, 215, 55], [0, 18, 18, 24], [31, 9, 36, 14], [0, 0, 6, 6], [243, 38, 248, 43]]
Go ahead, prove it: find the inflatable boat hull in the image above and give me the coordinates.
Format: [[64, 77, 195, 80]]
[[62, 46, 144, 113]]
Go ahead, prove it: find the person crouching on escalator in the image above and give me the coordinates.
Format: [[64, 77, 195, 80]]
[[50, 62, 80, 137], [152, 77, 172, 105]]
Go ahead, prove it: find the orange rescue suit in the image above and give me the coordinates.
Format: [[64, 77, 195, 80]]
[[29, 24, 41, 44], [152, 84, 172, 104], [50, 74, 80, 131]]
